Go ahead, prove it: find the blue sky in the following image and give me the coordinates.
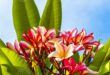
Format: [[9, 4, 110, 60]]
[[0, 0, 110, 43]]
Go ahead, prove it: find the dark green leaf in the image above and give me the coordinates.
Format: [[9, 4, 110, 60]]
[[0, 65, 2, 75], [39, 0, 62, 34], [104, 72, 110, 75], [13, 0, 40, 40], [0, 39, 6, 48], [73, 52, 80, 62]]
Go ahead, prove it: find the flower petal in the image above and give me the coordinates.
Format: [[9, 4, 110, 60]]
[[14, 40, 22, 54], [74, 45, 84, 52], [20, 41, 32, 49], [45, 29, 56, 38], [75, 63, 86, 72], [23, 33, 30, 42], [75, 29, 86, 44], [54, 42, 64, 54], [28, 29, 36, 40], [6, 42, 15, 50], [65, 44, 74, 58], [55, 58, 63, 61], [48, 51, 56, 58], [87, 67, 98, 75], [72, 28, 78, 37], [48, 51, 59, 58], [83, 33, 94, 43], [69, 58, 76, 65]]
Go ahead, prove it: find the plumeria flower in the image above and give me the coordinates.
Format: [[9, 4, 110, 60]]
[[6, 26, 102, 74], [23, 26, 56, 52], [7, 26, 57, 62], [6, 40, 23, 55], [48, 42, 74, 61], [62, 58, 87, 74], [60, 29, 100, 51], [74, 29, 100, 51], [6, 42, 16, 51], [60, 28, 78, 44], [6, 40, 29, 60]]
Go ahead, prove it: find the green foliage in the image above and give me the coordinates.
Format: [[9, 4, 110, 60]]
[[99, 61, 110, 74], [0, 39, 6, 48], [89, 39, 110, 74], [39, 0, 62, 35], [13, 0, 62, 40], [73, 52, 80, 62], [0, 48, 33, 75], [12, 0, 40, 41], [0, 64, 14, 75], [34, 64, 42, 75]]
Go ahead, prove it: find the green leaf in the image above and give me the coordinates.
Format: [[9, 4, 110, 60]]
[[104, 72, 110, 75], [39, 0, 62, 34], [73, 52, 80, 62], [13, 0, 40, 41], [98, 46, 110, 74], [0, 64, 14, 75], [99, 61, 110, 75], [34, 64, 42, 75], [24, 0, 40, 27], [0, 39, 6, 48], [89, 39, 110, 71], [0, 48, 33, 75], [0, 65, 2, 75]]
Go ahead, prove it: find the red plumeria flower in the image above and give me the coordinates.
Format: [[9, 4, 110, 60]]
[[6, 40, 29, 60], [7, 26, 57, 62], [60, 28, 78, 44], [74, 30, 100, 51], [62, 58, 87, 74], [60, 28, 84, 52], [60, 29, 100, 51], [6, 26, 101, 75], [22, 26, 56, 53], [6, 40, 24, 55]]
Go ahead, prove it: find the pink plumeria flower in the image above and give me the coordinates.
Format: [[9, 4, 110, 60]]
[[62, 58, 87, 74], [60, 28, 78, 44], [48, 42, 74, 61], [74, 29, 100, 51], [6, 40, 23, 55], [6, 42, 15, 51], [6, 40, 29, 60], [60, 28, 100, 51], [25, 27, 55, 44], [34, 26, 56, 43], [22, 26, 56, 54]]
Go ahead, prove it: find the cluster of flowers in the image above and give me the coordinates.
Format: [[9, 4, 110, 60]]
[[7, 26, 100, 75]]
